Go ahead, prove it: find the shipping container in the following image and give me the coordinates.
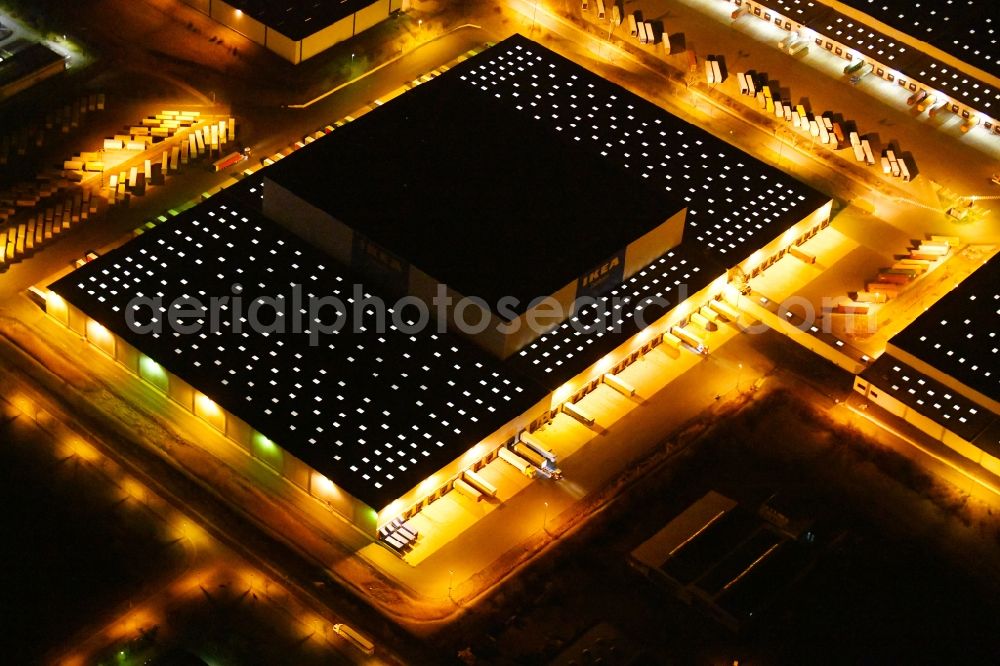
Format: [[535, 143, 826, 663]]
[[928, 101, 949, 118], [453, 477, 483, 501], [603, 372, 636, 397], [463, 470, 498, 498], [520, 432, 557, 463], [332, 624, 375, 655], [855, 291, 888, 303], [563, 401, 596, 427], [212, 151, 247, 172], [513, 442, 557, 476], [929, 235, 960, 247], [831, 122, 845, 146], [860, 138, 875, 165], [788, 245, 815, 263], [671, 326, 707, 352], [906, 89, 926, 106], [876, 273, 911, 285], [710, 58, 722, 83], [708, 298, 741, 321], [497, 447, 535, 476], [892, 261, 925, 273]]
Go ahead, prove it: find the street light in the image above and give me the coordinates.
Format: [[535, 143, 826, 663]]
[[448, 569, 454, 601], [543, 501, 548, 533], [736, 363, 743, 392]]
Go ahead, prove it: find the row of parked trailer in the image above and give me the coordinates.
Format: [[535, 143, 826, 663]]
[[627, 13, 666, 48], [0, 189, 98, 272], [490, 298, 738, 481], [0, 111, 236, 272], [861, 236, 958, 301], [735, 70, 917, 180], [583, 0, 666, 49], [0, 93, 105, 169], [100, 116, 237, 207]]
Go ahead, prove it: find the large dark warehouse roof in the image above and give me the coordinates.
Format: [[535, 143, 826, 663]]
[[837, 0, 999, 80], [264, 45, 686, 313], [890, 252, 1000, 403], [265, 33, 826, 315]]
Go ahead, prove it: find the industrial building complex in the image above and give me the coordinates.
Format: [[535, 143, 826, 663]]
[[178, 0, 403, 64], [725, 0, 1000, 136], [855, 252, 1000, 469], [46, 35, 832, 545]]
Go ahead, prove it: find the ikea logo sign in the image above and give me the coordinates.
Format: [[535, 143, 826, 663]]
[[580, 256, 621, 288], [578, 252, 625, 298]]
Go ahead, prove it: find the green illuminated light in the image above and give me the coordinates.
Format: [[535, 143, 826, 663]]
[[254, 432, 277, 450], [140, 355, 165, 378]]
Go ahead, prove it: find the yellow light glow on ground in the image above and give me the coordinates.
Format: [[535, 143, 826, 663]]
[[121, 477, 146, 502], [171, 516, 208, 548], [9, 393, 35, 418], [65, 437, 99, 462]]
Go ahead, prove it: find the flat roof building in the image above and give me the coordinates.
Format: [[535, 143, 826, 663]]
[[47, 35, 831, 540], [0, 43, 66, 101], [730, 0, 1000, 134], [178, 0, 402, 64], [836, 0, 999, 80], [856, 251, 1000, 463]]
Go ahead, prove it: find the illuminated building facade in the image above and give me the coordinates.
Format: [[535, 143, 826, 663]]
[[177, 0, 402, 64], [854, 252, 1000, 469], [725, 0, 1000, 134]]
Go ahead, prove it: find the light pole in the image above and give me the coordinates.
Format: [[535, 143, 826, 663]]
[[448, 569, 455, 601], [543, 501, 548, 533], [736, 363, 743, 392]]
